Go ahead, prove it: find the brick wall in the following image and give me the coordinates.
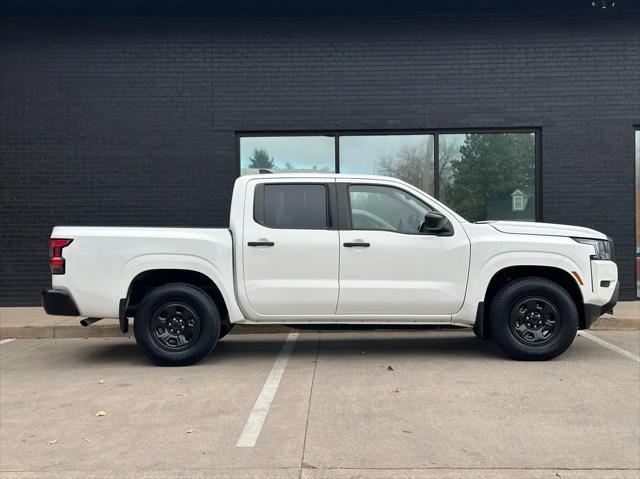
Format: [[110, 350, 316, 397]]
[[1, 13, 639, 305]]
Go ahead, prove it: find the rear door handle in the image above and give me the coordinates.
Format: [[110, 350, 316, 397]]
[[343, 242, 370, 247], [248, 241, 275, 247]]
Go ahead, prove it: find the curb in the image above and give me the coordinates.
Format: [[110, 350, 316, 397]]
[[0, 315, 637, 340]]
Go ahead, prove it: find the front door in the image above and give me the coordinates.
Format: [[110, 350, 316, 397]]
[[336, 182, 470, 317], [242, 180, 339, 317]]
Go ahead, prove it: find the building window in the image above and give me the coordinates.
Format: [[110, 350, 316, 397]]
[[238, 130, 537, 223], [439, 133, 536, 222], [339, 135, 435, 194], [239, 136, 335, 174]]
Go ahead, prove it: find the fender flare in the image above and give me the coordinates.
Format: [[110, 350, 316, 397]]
[[118, 254, 234, 331], [456, 251, 587, 331]]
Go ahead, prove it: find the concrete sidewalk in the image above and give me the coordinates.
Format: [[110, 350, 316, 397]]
[[1, 302, 638, 339]]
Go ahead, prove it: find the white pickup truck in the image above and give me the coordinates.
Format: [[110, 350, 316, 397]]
[[43, 174, 618, 365]]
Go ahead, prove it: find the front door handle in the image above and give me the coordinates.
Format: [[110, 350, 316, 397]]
[[248, 241, 275, 247], [343, 242, 370, 247]]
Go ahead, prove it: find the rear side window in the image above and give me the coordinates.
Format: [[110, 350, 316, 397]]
[[258, 184, 329, 229]]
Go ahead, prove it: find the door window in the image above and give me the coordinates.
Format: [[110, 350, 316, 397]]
[[349, 185, 432, 234], [260, 184, 329, 229]]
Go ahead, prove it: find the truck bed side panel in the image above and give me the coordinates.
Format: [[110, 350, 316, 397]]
[[50, 227, 238, 320]]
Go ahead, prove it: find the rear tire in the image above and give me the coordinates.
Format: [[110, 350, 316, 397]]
[[490, 277, 578, 360], [134, 283, 220, 366]]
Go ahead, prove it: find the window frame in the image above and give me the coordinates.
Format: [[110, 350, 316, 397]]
[[253, 181, 336, 231], [635, 126, 639, 299], [237, 128, 542, 222]]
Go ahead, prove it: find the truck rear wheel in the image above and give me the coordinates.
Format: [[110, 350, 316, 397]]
[[134, 283, 220, 366], [489, 277, 578, 361]]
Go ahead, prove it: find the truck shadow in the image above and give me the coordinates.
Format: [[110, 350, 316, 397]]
[[212, 332, 505, 363], [80, 331, 505, 366]]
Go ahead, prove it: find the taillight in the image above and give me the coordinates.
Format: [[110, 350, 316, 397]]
[[49, 239, 72, 274]]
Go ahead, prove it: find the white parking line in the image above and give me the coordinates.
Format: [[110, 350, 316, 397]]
[[578, 331, 639, 363], [236, 332, 299, 448], [0, 339, 15, 345]]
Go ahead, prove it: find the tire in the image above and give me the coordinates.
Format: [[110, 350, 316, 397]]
[[134, 283, 220, 366], [489, 277, 578, 361], [218, 322, 234, 339]]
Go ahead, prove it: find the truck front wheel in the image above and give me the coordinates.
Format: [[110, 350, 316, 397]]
[[489, 277, 578, 361], [134, 283, 220, 366]]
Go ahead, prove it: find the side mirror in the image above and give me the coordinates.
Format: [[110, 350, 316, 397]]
[[420, 211, 449, 234]]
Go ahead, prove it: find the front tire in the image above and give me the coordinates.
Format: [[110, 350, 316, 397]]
[[490, 277, 578, 361], [134, 283, 220, 366]]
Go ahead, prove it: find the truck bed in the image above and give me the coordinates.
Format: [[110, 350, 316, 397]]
[[50, 226, 234, 319]]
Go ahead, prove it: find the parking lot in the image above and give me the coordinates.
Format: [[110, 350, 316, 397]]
[[1, 330, 639, 479]]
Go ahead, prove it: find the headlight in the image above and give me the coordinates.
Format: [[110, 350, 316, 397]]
[[572, 237, 613, 261]]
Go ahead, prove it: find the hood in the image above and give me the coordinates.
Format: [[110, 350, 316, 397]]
[[483, 221, 608, 240]]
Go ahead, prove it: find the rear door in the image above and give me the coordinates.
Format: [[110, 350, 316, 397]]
[[240, 179, 340, 318]]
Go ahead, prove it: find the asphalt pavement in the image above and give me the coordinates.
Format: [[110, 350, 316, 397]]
[[0, 330, 638, 478]]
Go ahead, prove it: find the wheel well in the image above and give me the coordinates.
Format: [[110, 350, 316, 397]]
[[480, 266, 585, 337], [126, 269, 229, 325]]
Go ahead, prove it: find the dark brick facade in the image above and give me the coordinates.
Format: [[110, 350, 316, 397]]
[[1, 12, 639, 305]]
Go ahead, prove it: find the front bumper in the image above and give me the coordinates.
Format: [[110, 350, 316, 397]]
[[583, 282, 618, 329], [42, 289, 80, 316]]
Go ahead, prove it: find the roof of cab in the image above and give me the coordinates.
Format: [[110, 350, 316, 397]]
[[238, 172, 402, 182]]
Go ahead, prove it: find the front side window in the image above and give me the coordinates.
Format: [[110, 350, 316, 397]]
[[262, 184, 328, 229], [349, 185, 432, 234]]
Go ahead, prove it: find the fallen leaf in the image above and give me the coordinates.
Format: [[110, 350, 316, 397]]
[[387, 366, 394, 371], [186, 429, 194, 434], [98, 380, 105, 384], [82, 438, 92, 442], [48, 439, 58, 445], [176, 393, 186, 397], [393, 388, 400, 394], [96, 410, 106, 417], [359, 351, 366, 355]]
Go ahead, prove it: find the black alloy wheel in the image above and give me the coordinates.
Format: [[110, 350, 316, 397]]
[[509, 296, 559, 345], [151, 302, 202, 352]]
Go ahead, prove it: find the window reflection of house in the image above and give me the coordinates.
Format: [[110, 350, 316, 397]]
[[487, 187, 534, 221], [511, 189, 529, 211]]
